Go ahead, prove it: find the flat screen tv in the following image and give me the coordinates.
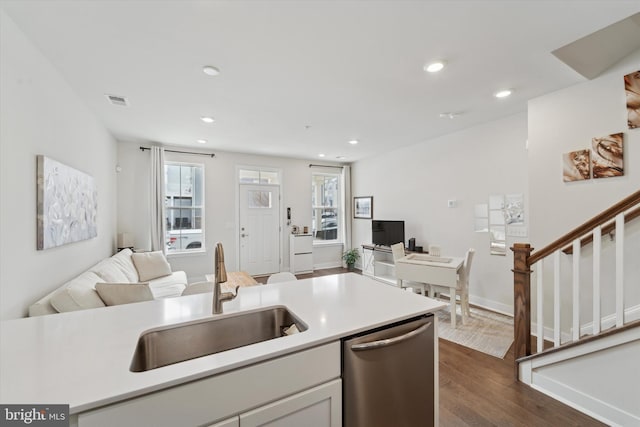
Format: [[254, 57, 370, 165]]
[[372, 220, 405, 247]]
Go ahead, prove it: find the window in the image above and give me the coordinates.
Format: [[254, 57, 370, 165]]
[[312, 173, 340, 242], [165, 162, 204, 253], [239, 168, 280, 184]]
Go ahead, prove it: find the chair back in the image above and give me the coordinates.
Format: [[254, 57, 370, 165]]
[[391, 242, 405, 263], [458, 248, 475, 287], [428, 245, 441, 257], [267, 272, 298, 284]]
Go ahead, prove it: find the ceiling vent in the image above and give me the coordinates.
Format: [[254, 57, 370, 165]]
[[105, 94, 128, 106]]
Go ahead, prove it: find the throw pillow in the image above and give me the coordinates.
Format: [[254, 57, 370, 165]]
[[95, 282, 153, 306], [131, 251, 172, 281]]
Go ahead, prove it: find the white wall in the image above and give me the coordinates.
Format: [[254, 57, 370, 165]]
[[528, 49, 640, 332], [351, 112, 529, 314], [117, 143, 343, 281], [0, 11, 118, 320]]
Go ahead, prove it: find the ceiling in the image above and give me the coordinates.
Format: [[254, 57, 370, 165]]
[[2, 1, 640, 163]]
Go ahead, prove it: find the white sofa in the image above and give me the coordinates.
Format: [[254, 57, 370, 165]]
[[28, 249, 188, 316]]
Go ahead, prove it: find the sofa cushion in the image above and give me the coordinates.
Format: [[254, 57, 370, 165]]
[[110, 249, 140, 282], [132, 251, 172, 282], [90, 258, 130, 284], [50, 271, 106, 313], [95, 282, 153, 306], [149, 271, 187, 298]]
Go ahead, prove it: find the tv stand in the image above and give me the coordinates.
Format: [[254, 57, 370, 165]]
[[361, 244, 424, 286]]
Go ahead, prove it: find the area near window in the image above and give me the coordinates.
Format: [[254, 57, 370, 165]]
[[312, 172, 341, 243], [165, 162, 204, 253]]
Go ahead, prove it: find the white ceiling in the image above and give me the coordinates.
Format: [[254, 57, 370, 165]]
[[2, 1, 640, 162]]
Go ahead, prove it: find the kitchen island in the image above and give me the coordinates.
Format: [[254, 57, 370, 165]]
[[0, 273, 445, 426]]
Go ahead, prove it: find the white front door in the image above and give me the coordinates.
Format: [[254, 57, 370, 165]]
[[239, 184, 280, 275]]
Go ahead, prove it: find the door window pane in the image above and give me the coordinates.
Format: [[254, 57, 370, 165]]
[[248, 190, 272, 208]]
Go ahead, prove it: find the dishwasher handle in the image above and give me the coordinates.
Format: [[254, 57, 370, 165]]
[[351, 322, 431, 351]]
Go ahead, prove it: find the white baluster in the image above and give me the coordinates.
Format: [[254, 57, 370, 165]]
[[616, 214, 624, 327], [554, 250, 561, 347], [593, 226, 601, 335], [572, 239, 580, 341], [536, 260, 544, 353]]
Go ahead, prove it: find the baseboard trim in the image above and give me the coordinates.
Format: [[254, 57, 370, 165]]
[[530, 372, 639, 426]]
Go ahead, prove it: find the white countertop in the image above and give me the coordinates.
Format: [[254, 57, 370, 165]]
[[0, 273, 445, 413]]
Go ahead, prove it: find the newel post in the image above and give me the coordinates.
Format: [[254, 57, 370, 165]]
[[511, 243, 533, 366]]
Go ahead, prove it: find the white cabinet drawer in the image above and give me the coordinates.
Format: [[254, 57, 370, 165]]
[[293, 253, 313, 273]]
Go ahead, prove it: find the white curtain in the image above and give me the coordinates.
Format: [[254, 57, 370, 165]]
[[342, 165, 352, 252], [150, 146, 166, 253]]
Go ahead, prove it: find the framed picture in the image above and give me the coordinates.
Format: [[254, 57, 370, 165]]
[[37, 155, 97, 250], [354, 196, 373, 219]]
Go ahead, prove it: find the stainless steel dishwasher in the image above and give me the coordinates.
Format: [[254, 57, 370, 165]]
[[342, 315, 435, 427]]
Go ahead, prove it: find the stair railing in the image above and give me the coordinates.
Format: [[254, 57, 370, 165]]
[[511, 189, 640, 363]]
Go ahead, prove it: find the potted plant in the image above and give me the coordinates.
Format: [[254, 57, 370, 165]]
[[342, 248, 360, 271]]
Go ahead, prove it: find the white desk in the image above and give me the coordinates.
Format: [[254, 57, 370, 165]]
[[395, 253, 464, 327]]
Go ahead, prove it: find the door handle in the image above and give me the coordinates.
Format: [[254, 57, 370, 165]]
[[351, 322, 431, 351]]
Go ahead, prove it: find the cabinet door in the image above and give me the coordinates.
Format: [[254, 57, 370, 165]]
[[362, 248, 374, 276], [240, 379, 341, 427], [293, 253, 313, 273]]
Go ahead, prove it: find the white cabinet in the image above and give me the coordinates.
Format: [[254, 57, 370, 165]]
[[240, 380, 341, 427], [76, 342, 340, 427], [290, 234, 313, 274], [361, 244, 398, 287]]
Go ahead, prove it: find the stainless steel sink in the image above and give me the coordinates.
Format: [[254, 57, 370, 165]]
[[130, 306, 307, 372]]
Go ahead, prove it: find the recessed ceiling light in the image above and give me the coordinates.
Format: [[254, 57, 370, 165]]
[[348, 140, 359, 145], [318, 153, 326, 158], [200, 116, 215, 123], [197, 139, 207, 144], [494, 89, 512, 98], [439, 112, 459, 119], [424, 61, 445, 73], [202, 65, 220, 76]]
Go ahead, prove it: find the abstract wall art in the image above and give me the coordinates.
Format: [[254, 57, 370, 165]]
[[562, 149, 590, 182], [624, 70, 640, 129], [592, 133, 624, 179], [37, 155, 97, 250]]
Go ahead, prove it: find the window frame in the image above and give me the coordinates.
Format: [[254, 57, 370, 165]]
[[311, 171, 342, 245], [164, 161, 205, 255]]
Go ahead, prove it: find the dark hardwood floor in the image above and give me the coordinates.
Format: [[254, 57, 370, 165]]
[[257, 268, 605, 426]]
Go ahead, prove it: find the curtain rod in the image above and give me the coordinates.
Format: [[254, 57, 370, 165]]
[[309, 164, 343, 169], [139, 146, 215, 158]]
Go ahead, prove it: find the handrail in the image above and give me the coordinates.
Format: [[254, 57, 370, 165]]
[[562, 206, 640, 254], [512, 189, 640, 369], [528, 190, 640, 266]]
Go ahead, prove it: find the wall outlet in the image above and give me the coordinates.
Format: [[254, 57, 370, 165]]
[[447, 199, 457, 208]]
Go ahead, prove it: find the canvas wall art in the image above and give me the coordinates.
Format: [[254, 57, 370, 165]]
[[592, 133, 624, 179], [624, 70, 640, 129], [37, 155, 97, 250], [562, 149, 591, 182]]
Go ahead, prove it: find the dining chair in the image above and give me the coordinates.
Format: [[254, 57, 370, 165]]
[[391, 242, 428, 296], [266, 272, 298, 284], [430, 248, 475, 325]]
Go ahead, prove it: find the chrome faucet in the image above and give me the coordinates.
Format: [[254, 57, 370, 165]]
[[213, 242, 239, 314]]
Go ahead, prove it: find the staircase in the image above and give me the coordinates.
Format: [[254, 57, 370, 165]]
[[511, 190, 640, 426]]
